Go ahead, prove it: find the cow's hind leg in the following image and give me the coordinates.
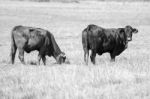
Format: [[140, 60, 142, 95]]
[[110, 52, 116, 62], [37, 54, 42, 65], [38, 48, 46, 65], [84, 48, 89, 65], [18, 48, 25, 64], [90, 50, 96, 64], [10, 44, 17, 64]]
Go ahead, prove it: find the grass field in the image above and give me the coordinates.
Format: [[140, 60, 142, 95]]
[[0, 1, 150, 99]]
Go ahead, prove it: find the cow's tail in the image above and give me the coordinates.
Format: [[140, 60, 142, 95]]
[[82, 27, 89, 65], [10, 28, 17, 64], [82, 29, 88, 50]]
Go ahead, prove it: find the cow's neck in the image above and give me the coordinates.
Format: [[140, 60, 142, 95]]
[[53, 50, 62, 60], [50, 34, 62, 60]]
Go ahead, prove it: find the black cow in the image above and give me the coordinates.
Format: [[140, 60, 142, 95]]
[[82, 24, 138, 65], [10, 25, 69, 65]]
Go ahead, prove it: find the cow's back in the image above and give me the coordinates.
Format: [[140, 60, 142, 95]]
[[12, 25, 48, 53]]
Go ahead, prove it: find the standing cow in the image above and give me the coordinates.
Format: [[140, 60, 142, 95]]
[[10, 25, 69, 65], [82, 24, 138, 65]]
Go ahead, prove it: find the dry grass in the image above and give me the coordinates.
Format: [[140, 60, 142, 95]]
[[0, 1, 150, 99]]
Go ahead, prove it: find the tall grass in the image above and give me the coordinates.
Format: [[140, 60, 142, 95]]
[[0, 1, 150, 99]]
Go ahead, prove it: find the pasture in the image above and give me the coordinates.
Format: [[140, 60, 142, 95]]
[[0, 1, 150, 99]]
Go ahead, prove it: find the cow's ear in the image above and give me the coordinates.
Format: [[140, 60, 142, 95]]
[[62, 53, 66, 59], [119, 28, 125, 34], [133, 28, 138, 34]]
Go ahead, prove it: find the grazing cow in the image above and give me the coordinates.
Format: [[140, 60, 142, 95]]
[[10, 25, 70, 65], [82, 24, 138, 65]]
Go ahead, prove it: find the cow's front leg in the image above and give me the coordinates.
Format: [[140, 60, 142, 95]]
[[38, 47, 46, 65], [90, 50, 96, 64], [18, 48, 25, 64], [42, 56, 46, 65], [110, 52, 116, 62]]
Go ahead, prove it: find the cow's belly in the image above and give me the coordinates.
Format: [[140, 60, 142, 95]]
[[97, 44, 114, 54], [97, 43, 126, 56], [114, 47, 126, 56]]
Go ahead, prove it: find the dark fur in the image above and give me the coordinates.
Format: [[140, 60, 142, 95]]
[[82, 24, 138, 65], [10, 25, 69, 65]]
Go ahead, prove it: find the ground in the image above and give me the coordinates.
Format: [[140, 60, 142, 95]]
[[0, 1, 150, 99]]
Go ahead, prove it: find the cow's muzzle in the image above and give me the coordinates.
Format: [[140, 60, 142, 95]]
[[64, 58, 70, 64], [56, 53, 70, 64], [127, 37, 132, 41]]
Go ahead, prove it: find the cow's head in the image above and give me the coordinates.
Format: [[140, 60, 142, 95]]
[[124, 25, 138, 42], [56, 52, 70, 64]]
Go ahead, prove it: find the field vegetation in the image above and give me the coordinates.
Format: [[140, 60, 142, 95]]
[[0, 0, 150, 99]]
